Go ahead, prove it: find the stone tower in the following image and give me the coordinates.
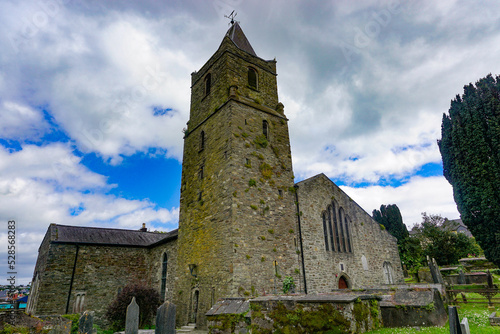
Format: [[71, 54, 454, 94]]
[[174, 23, 300, 327]]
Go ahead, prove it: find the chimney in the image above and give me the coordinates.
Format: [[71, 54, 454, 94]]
[[139, 223, 147, 232]]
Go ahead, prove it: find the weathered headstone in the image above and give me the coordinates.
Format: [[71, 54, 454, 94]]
[[78, 311, 94, 334], [487, 270, 494, 289], [448, 306, 462, 334], [432, 258, 445, 284], [125, 297, 139, 334], [402, 264, 409, 278], [155, 301, 176, 334], [460, 317, 470, 334], [427, 256, 439, 284], [458, 269, 466, 285]]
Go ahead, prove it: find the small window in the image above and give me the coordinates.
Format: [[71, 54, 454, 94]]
[[263, 120, 269, 139], [278, 189, 283, 197], [200, 131, 205, 151], [248, 68, 257, 89], [204, 74, 211, 96], [198, 191, 203, 201]]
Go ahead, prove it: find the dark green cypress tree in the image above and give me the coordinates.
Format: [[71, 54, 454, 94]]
[[372, 204, 409, 243], [438, 74, 500, 267]]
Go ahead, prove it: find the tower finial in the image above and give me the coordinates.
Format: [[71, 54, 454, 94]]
[[224, 10, 238, 26]]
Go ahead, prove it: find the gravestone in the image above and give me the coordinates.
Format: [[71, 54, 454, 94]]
[[432, 258, 445, 284], [155, 301, 176, 334], [458, 269, 466, 284], [487, 270, 494, 289], [448, 306, 462, 334], [78, 311, 94, 334], [460, 317, 470, 334], [427, 256, 439, 284], [125, 297, 139, 334]]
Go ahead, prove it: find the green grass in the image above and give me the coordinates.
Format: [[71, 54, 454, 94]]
[[366, 299, 499, 334]]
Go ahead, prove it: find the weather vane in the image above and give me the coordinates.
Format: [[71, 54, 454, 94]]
[[224, 10, 238, 25]]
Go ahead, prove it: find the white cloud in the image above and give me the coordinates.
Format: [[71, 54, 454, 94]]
[[341, 175, 459, 228], [0, 101, 49, 140]]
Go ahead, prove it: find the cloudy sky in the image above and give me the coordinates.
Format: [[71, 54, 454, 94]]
[[1, 0, 499, 284]]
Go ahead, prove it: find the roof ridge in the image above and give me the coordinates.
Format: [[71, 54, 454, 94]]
[[52, 223, 177, 234]]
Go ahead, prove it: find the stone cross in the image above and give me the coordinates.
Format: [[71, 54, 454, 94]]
[[78, 311, 94, 334], [448, 306, 462, 334], [125, 297, 139, 334], [155, 301, 176, 334]]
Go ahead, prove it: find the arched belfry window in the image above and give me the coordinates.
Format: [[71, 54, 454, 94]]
[[248, 67, 257, 89], [200, 131, 205, 151], [204, 73, 211, 96], [263, 120, 269, 139], [160, 253, 168, 301]]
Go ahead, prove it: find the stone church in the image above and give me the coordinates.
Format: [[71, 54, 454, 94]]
[[27, 22, 403, 328]]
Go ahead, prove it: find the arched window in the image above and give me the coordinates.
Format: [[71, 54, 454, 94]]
[[160, 253, 168, 301], [327, 205, 335, 252], [344, 215, 352, 252], [263, 120, 269, 139], [332, 202, 341, 252], [200, 131, 205, 151], [248, 67, 257, 89], [204, 74, 211, 96], [322, 212, 329, 251], [383, 261, 394, 284], [338, 207, 346, 252]]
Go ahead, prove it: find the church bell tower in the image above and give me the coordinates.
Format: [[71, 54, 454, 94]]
[[174, 22, 300, 327]]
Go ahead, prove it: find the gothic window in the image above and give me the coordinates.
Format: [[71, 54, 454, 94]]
[[160, 253, 168, 301], [327, 205, 335, 252], [322, 212, 329, 251], [204, 74, 211, 96], [383, 261, 394, 284], [344, 215, 352, 252], [248, 67, 257, 89], [328, 204, 335, 251], [332, 202, 341, 252], [263, 120, 269, 139], [200, 131, 205, 151], [338, 207, 346, 252]]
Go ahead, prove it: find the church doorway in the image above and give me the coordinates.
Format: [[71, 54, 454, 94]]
[[190, 290, 199, 324], [339, 276, 348, 289]]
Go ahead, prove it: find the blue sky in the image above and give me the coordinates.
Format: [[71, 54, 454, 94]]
[[2, 0, 500, 284]]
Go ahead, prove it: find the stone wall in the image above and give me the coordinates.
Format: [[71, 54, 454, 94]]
[[296, 174, 404, 293], [206, 294, 382, 334], [29, 239, 178, 326]]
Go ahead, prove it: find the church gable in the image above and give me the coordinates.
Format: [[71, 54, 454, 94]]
[[296, 173, 403, 292]]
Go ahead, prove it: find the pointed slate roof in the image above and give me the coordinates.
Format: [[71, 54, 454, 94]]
[[225, 22, 257, 56]]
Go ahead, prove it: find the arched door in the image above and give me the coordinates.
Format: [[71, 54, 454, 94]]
[[339, 276, 348, 289]]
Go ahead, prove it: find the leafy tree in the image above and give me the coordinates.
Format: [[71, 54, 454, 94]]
[[106, 283, 161, 331], [372, 204, 409, 243], [438, 74, 500, 267], [412, 213, 482, 265]]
